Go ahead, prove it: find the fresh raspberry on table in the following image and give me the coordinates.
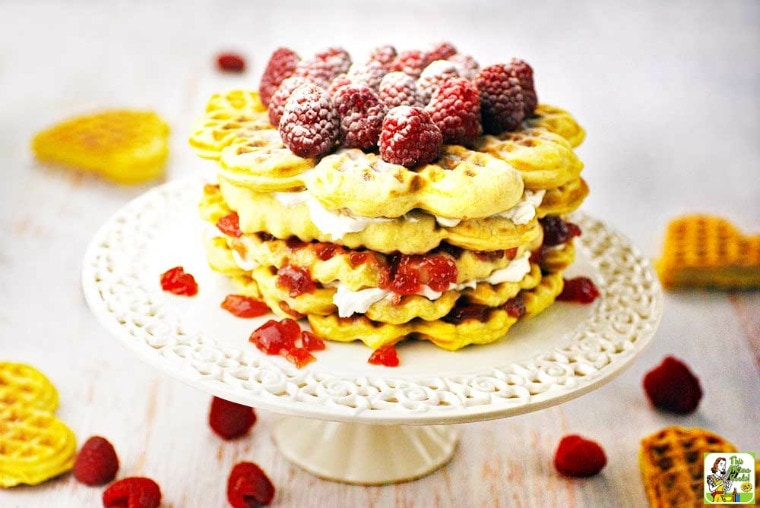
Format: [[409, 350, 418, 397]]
[[278, 83, 340, 158], [643, 356, 703, 414], [73, 436, 119, 486], [427, 41, 458, 62], [417, 60, 460, 104], [268, 76, 310, 127], [227, 462, 275, 508], [474, 63, 525, 134], [102, 477, 162, 508], [332, 84, 388, 150], [390, 50, 428, 79], [368, 44, 397, 72], [378, 72, 423, 109], [379, 106, 442, 167], [554, 435, 607, 477], [426, 77, 482, 146], [509, 58, 538, 116], [346, 60, 386, 90], [216, 52, 246, 73], [259, 47, 300, 106], [209, 396, 257, 440], [448, 53, 480, 81]]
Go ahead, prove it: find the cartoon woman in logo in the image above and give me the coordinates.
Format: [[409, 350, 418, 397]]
[[706, 457, 733, 502]]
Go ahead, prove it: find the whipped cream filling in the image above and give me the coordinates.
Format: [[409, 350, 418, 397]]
[[332, 251, 532, 318]]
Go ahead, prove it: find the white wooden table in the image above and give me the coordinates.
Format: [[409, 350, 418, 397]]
[[1, 1, 758, 506]]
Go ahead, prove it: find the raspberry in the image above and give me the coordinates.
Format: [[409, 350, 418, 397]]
[[427, 41, 458, 62], [390, 50, 428, 79], [278, 83, 339, 158], [315, 47, 352, 75], [217, 53, 246, 73], [227, 462, 275, 508], [474, 64, 525, 134], [73, 436, 119, 486], [540, 216, 581, 246], [448, 53, 480, 81], [346, 60, 386, 90], [378, 72, 423, 109], [102, 477, 161, 508], [295, 47, 351, 90], [368, 44, 398, 72], [509, 58, 538, 116], [426, 77, 482, 146], [259, 47, 300, 106], [332, 84, 388, 150], [379, 106, 442, 167], [160, 266, 198, 296], [209, 396, 257, 440], [326, 74, 353, 98], [417, 60, 460, 104], [643, 356, 703, 414], [554, 435, 607, 478], [267, 76, 309, 127]]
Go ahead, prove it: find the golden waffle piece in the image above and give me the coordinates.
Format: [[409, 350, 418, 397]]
[[0, 363, 59, 413], [211, 179, 541, 254], [305, 146, 524, 219], [639, 426, 738, 507], [524, 104, 586, 148], [0, 403, 77, 488], [477, 127, 583, 190], [655, 215, 760, 289], [32, 110, 169, 184], [537, 178, 589, 218]]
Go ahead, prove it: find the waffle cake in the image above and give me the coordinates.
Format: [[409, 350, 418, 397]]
[[191, 44, 591, 353]]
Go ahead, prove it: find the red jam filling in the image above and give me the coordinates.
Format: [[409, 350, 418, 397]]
[[381, 253, 458, 295], [220, 294, 269, 318], [160, 266, 198, 296], [368, 344, 400, 367], [442, 303, 491, 324], [216, 212, 242, 238], [313, 242, 344, 261], [503, 296, 526, 318], [557, 277, 600, 303], [249, 319, 325, 368], [276, 265, 316, 297], [347, 251, 377, 268], [540, 216, 581, 247]]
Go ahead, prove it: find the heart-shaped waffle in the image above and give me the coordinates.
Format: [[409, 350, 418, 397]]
[[32, 110, 169, 184], [0, 363, 59, 413], [656, 215, 760, 289]]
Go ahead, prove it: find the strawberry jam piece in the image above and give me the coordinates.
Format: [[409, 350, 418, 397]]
[[160, 266, 198, 296], [368, 344, 399, 367], [301, 331, 326, 351], [383, 253, 458, 295], [313, 242, 343, 261], [540, 216, 581, 246], [347, 251, 376, 268], [503, 296, 526, 318], [217, 212, 242, 238], [285, 237, 308, 250], [249, 319, 300, 354], [557, 277, 600, 303], [221, 294, 270, 318], [276, 265, 316, 297], [418, 255, 458, 292], [286, 347, 315, 368], [442, 303, 491, 324]]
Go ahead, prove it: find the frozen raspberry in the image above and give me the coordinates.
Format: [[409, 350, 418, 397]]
[[417, 60, 460, 104], [509, 58, 538, 116], [448, 53, 480, 81], [368, 44, 398, 72], [259, 47, 300, 106], [390, 50, 428, 79], [227, 462, 275, 508], [217, 52, 246, 73], [209, 396, 257, 440], [474, 63, 525, 134], [102, 477, 161, 508], [379, 106, 442, 167], [160, 266, 198, 296], [427, 41, 458, 62], [278, 83, 340, 158], [267, 76, 309, 127], [346, 60, 386, 90], [332, 84, 388, 150], [295, 47, 351, 89], [643, 356, 703, 414], [316, 47, 352, 75], [378, 72, 423, 109], [540, 216, 581, 246], [426, 77, 482, 146], [73, 436, 119, 486], [327, 74, 353, 98], [554, 435, 607, 478]]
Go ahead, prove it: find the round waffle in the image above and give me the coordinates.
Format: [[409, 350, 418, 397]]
[[32, 110, 169, 184], [537, 178, 589, 218], [0, 363, 59, 413], [525, 104, 586, 148]]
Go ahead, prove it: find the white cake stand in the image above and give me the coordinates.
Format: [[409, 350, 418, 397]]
[[82, 178, 663, 485]]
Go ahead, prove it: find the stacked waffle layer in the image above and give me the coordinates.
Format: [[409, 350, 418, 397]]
[[193, 90, 588, 351]]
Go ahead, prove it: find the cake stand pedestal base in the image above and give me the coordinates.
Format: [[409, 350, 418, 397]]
[[272, 417, 459, 485]]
